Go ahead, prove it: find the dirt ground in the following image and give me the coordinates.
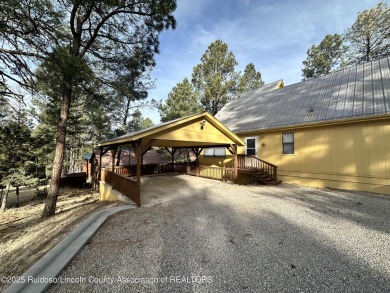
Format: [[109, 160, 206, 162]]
[[0, 188, 119, 291]]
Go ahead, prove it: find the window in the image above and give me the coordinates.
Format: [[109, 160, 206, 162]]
[[245, 137, 258, 155], [204, 147, 226, 157], [282, 132, 294, 154]]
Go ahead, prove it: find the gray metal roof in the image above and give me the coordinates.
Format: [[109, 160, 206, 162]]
[[216, 56, 390, 133]]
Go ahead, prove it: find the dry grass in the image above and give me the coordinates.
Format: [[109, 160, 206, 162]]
[[0, 188, 119, 291]]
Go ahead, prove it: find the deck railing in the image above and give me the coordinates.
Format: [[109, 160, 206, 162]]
[[237, 154, 278, 184], [101, 168, 139, 206], [114, 164, 163, 176], [188, 165, 236, 182]]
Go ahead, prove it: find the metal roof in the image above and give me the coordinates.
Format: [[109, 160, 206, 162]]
[[216, 56, 390, 133]]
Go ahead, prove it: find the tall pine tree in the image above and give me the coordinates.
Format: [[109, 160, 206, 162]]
[[0, 0, 177, 217], [302, 34, 347, 80], [159, 78, 201, 122], [238, 63, 264, 93], [345, 2, 390, 63], [192, 40, 238, 115]]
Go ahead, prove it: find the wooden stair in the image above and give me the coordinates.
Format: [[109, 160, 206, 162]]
[[252, 170, 282, 185], [237, 155, 282, 186]]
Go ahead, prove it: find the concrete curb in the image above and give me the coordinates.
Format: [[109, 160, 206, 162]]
[[4, 205, 134, 293]]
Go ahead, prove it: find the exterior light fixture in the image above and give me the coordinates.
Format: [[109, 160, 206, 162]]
[[200, 120, 206, 130]]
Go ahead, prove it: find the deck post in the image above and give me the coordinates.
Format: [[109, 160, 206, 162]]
[[274, 166, 278, 184], [171, 148, 177, 172], [233, 145, 238, 183], [110, 146, 117, 172], [98, 147, 103, 181], [134, 142, 142, 207]]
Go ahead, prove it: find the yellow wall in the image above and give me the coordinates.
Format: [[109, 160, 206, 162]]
[[201, 119, 390, 195], [149, 117, 239, 146]]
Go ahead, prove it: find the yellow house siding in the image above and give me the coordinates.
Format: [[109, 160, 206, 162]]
[[151, 118, 236, 145], [247, 119, 390, 194]]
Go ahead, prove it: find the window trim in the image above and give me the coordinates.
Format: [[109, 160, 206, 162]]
[[282, 132, 295, 154], [245, 136, 258, 156], [204, 147, 226, 158]]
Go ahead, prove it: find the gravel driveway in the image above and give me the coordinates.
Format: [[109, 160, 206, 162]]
[[49, 175, 390, 292]]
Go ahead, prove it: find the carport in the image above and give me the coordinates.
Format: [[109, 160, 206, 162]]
[[96, 112, 245, 206]]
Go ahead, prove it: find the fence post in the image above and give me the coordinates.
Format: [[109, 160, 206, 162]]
[[233, 145, 238, 183]]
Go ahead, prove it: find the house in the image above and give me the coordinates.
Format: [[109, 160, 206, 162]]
[[204, 56, 390, 195]]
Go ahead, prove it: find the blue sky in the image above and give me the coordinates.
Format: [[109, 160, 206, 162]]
[[144, 0, 381, 124]]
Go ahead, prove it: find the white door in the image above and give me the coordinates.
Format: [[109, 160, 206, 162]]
[[245, 137, 258, 156]]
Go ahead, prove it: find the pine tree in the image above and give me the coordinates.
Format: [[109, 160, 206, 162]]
[[0, 106, 38, 211], [238, 63, 264, 93], [192, 40, 238, 115], [0, 0, 177, 217], [159, 78, 201, 122], [345, 2, 390, 63], [302, 34, 347, 80], [128, 109, 154, 132]]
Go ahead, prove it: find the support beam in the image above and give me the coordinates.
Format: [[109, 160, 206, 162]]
[[98, 146, 110, 181], [98, 147, 103, 181], [191, 147, 203, 166], [227, 145, 235, 155], [231, 144, 238, 183], [141, 139, 155, 156], [133, 142, 142, 207], [171, 148, 177, 172], [110, 146, 117, 172], [164, 147, 177, 172]]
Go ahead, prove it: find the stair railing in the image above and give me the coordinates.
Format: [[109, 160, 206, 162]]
[[237, 155, 278, 184]]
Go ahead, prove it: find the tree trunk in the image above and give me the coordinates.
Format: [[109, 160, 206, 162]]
[[41, 81, 72, 218], [0, 182, 11, 212], [366, 37, 371, 62], [116, 96, 132, 166]]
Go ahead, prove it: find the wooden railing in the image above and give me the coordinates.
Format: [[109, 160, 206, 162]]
[[114, 164, 163, 177], [114, 166, 132, 176], [188, 165, 236, 182], [101, 168, 140, 206], [237, 155, 278, 184]]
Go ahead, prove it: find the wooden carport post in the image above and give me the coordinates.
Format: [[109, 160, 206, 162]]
[[98, 147, 103, 181], [133, 143, 142, 207], [228, 144, 238, 183], [164, 147, 177, 172], [133, 139, 155, 207], [233, 145, 238, 183], [110, 146, 117, 172], [191, 147, 203, 177], [98, 146, 110, 181], [191, 147, 203, 166]]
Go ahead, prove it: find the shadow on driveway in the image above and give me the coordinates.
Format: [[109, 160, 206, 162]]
[[49, 177, 390, 293]]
